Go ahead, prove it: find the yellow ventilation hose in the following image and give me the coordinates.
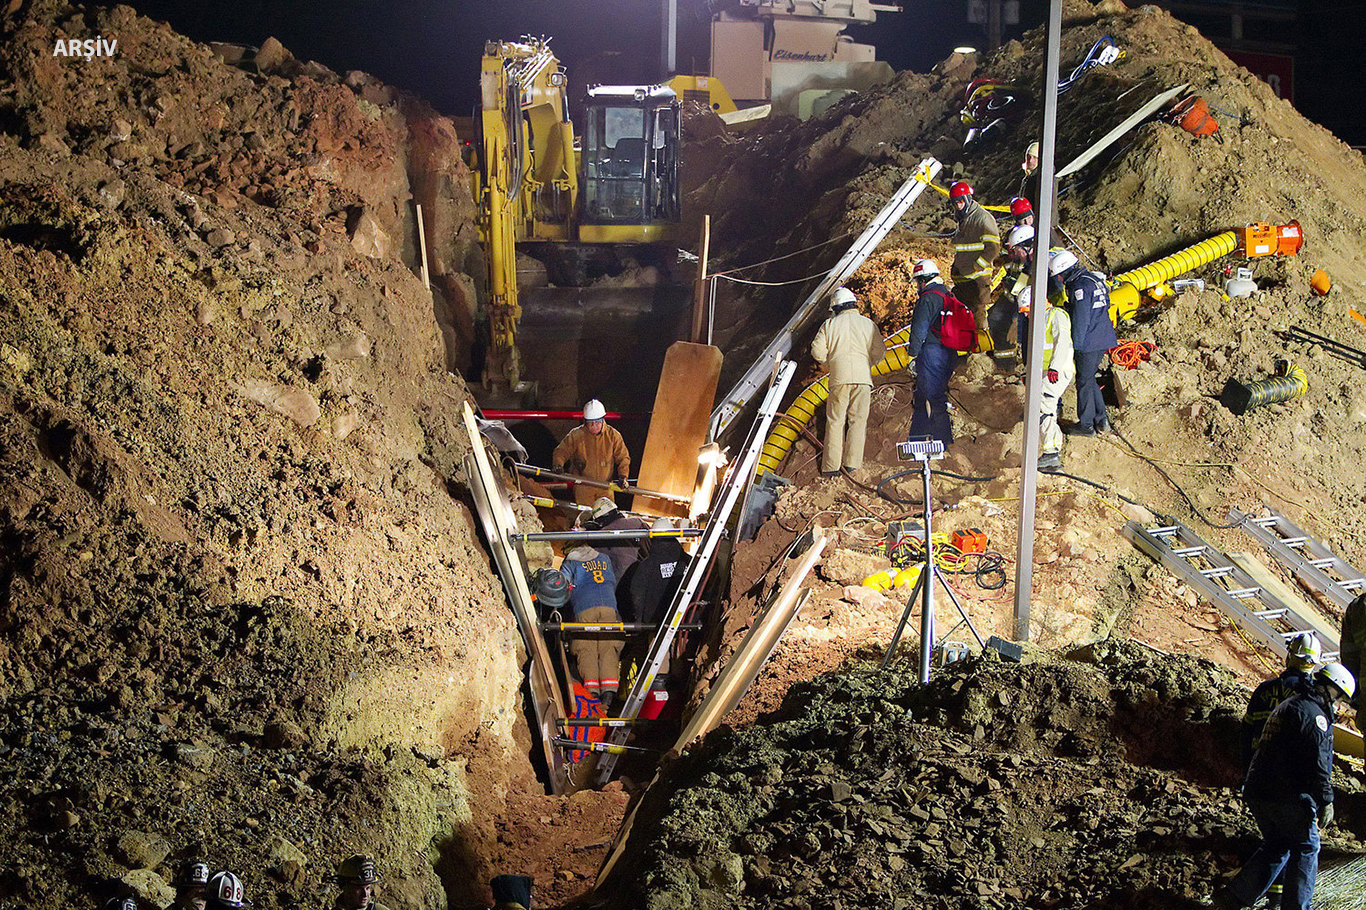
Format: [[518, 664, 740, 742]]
[[757, 324, 915, 477], [1109, 230, 1238, 322]]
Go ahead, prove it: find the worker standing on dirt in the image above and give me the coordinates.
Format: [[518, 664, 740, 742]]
[[948, 182, 1008, 360], [906, 260, 960, 447], [329, 856, 388, 910], [583, 496, 648, 586], [561, 545, 623, 701], [1241, 632, 1321, 769], [1342, 593, 1364, 715], [1009, 228, 1071, 473], [552, 399, 631, 506], [1049, 250, 1116, 437], [1212, 662, 1356, 910], [810, 287, 885, 477]]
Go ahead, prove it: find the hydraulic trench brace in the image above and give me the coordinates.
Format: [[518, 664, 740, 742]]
[[1284, 325, 1366, 370], [510, 527, 704, 544], [593, 360, 799, 787], [512, 463, 694, 504], [551, 738, 654, 757]]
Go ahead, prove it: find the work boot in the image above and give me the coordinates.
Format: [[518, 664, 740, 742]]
[[1064, 423, 1095, 437], [1038, 451, 1063, 473], [1096, 418, 1113, 434], [991, 348, 1019, 370]]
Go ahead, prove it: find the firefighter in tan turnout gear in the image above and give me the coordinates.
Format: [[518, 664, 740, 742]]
[[811, 287, 885, 476], [552, 398, 631, 505]]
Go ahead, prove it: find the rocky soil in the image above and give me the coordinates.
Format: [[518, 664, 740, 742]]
[[3, 1, 1366, 910]]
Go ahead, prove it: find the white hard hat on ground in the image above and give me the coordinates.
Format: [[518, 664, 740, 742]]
[[583, 399, 606, 421]]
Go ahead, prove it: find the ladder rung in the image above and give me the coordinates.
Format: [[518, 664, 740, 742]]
[[1199, 566, 1235, 578], [1252, 517, 1277, 528], [1309, 558, 1335, 568], [1152, 525, 1181, 536], [1282, 536, 1308, 546], [1252, 608, 1287, 619], [1341, 579, 1365, 590], [1226, 587, 1261, 598], [1173, 546, 1208, 557]]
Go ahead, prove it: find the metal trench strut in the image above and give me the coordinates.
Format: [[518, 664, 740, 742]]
[[1123, 519, 1340, 660], [709, 157, 943, 441], [593, 360, 798, 786], [1229, 506, 1366, 611]]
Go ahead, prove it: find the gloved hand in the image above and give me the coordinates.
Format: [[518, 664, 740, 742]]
[[1318, 802, 1334, 829], [1047, 369, 1059, 383]]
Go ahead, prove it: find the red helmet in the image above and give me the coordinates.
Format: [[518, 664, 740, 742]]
[[1010, 196, 1032, 216], [949, 181, 973, 200]]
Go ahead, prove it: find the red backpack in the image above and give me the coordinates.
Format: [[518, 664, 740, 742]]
[[936, 288, 977, 352]]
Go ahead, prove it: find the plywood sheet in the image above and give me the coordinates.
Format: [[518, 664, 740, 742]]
[[1229, 551, 1341, 648], [632, 342, 722, 517]]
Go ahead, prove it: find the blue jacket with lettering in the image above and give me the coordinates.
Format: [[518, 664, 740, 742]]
[[1059, 265, 1117, 354], [1243, 688, 1335, 809], [1239, 668, 1313, 769], [561, 551, 618, 617]]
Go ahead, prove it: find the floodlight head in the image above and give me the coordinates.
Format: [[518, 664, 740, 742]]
[[896, 437, 945, 461]]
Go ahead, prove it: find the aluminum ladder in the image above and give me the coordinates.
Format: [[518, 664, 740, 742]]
[[1123, 519, 1338, 661], [1230, 506, 1366, 612]]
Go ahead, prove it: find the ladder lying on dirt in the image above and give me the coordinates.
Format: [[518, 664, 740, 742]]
[[1229, 506, 1366, 612], [1123, 518, 1339, 661]]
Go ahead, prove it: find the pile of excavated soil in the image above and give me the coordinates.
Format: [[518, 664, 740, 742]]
[[604, 640, 1365, 909], [0, 3, 620, 909]]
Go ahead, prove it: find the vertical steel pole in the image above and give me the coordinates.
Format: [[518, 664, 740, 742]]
[[919, 458, 935, 684], [1013, 0, 1063, 641], [661, 0, 678, 77]]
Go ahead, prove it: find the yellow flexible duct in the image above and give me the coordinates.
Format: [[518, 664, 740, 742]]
[[1109, 230, 1238, 322], [756, 324, 915, 477]]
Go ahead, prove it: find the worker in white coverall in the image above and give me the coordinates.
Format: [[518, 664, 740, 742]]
[[811, 287, 886, 476], [1007, 225, 1072, 473]]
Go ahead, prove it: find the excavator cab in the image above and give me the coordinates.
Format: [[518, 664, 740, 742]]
[[578, 85, 680, 243]]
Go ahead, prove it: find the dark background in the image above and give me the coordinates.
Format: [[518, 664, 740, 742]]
[[117, 0, 1365, 147]]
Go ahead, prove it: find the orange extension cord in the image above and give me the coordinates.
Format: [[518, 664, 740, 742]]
[[1110, 340, 1156, 370]]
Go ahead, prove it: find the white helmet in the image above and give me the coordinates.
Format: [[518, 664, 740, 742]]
[[1316, 661, 1357, 700], [1048, 248, 1079, 276], [582, 399, 606, 421], [1285, 631, 1321, 671], [1006, 224, 1035, 249], [206, 872, 246, 910], [651, 517, 673, 532], [590, 497, 616, 520], [911, 259, 940, 281], [830, 287, 857, 310]]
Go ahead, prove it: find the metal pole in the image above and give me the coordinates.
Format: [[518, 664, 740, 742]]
[[510, 528, 703, 543], [919, 456, 935, 683], [661, 0, 678, 77], [1013, 0, 1064, 641], [512, 463, 693, 503], [692, 215, 711, 343]]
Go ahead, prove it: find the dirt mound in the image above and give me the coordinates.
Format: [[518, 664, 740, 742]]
[[604, 641, 1361, 909]]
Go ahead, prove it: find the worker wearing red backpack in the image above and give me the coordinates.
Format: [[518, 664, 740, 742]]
[[906, 260, 974, 446]]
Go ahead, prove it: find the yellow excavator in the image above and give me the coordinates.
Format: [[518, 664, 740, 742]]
[[473, 39, 682, 388]]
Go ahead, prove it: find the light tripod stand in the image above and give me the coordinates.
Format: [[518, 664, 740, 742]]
[[880, 437, 985, 683]]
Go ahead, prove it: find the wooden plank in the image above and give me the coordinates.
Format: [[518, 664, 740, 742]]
[[1334, 723, 1365, 760], [632, 341, 723, 518], [1056, 84, 1188, 178], [1229, 552, 1341, 650]]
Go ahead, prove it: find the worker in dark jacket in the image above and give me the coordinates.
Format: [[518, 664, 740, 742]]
[[1342, 592, 1364, 715], [1241, 631, 1320, 769], [561, 545, 622, 700], [624, 518, 691, 719], [583, 497, 648, 585], [1212, 662, 1356, 910], [1049, 249, 1117, 436], [906, 259, 959, 447]]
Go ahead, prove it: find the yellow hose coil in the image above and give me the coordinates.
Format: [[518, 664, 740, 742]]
[[1109, 230, 1238, 322], [756, 324, 915, 477]]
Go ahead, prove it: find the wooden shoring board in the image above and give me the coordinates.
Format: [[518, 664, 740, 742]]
[[461, 402, 569, 794], [632, 342, 723, 519], [1229, 552, 1341, 654]]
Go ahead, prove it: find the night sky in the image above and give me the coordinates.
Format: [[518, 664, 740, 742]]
[[117, 0, 1364, 146]]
